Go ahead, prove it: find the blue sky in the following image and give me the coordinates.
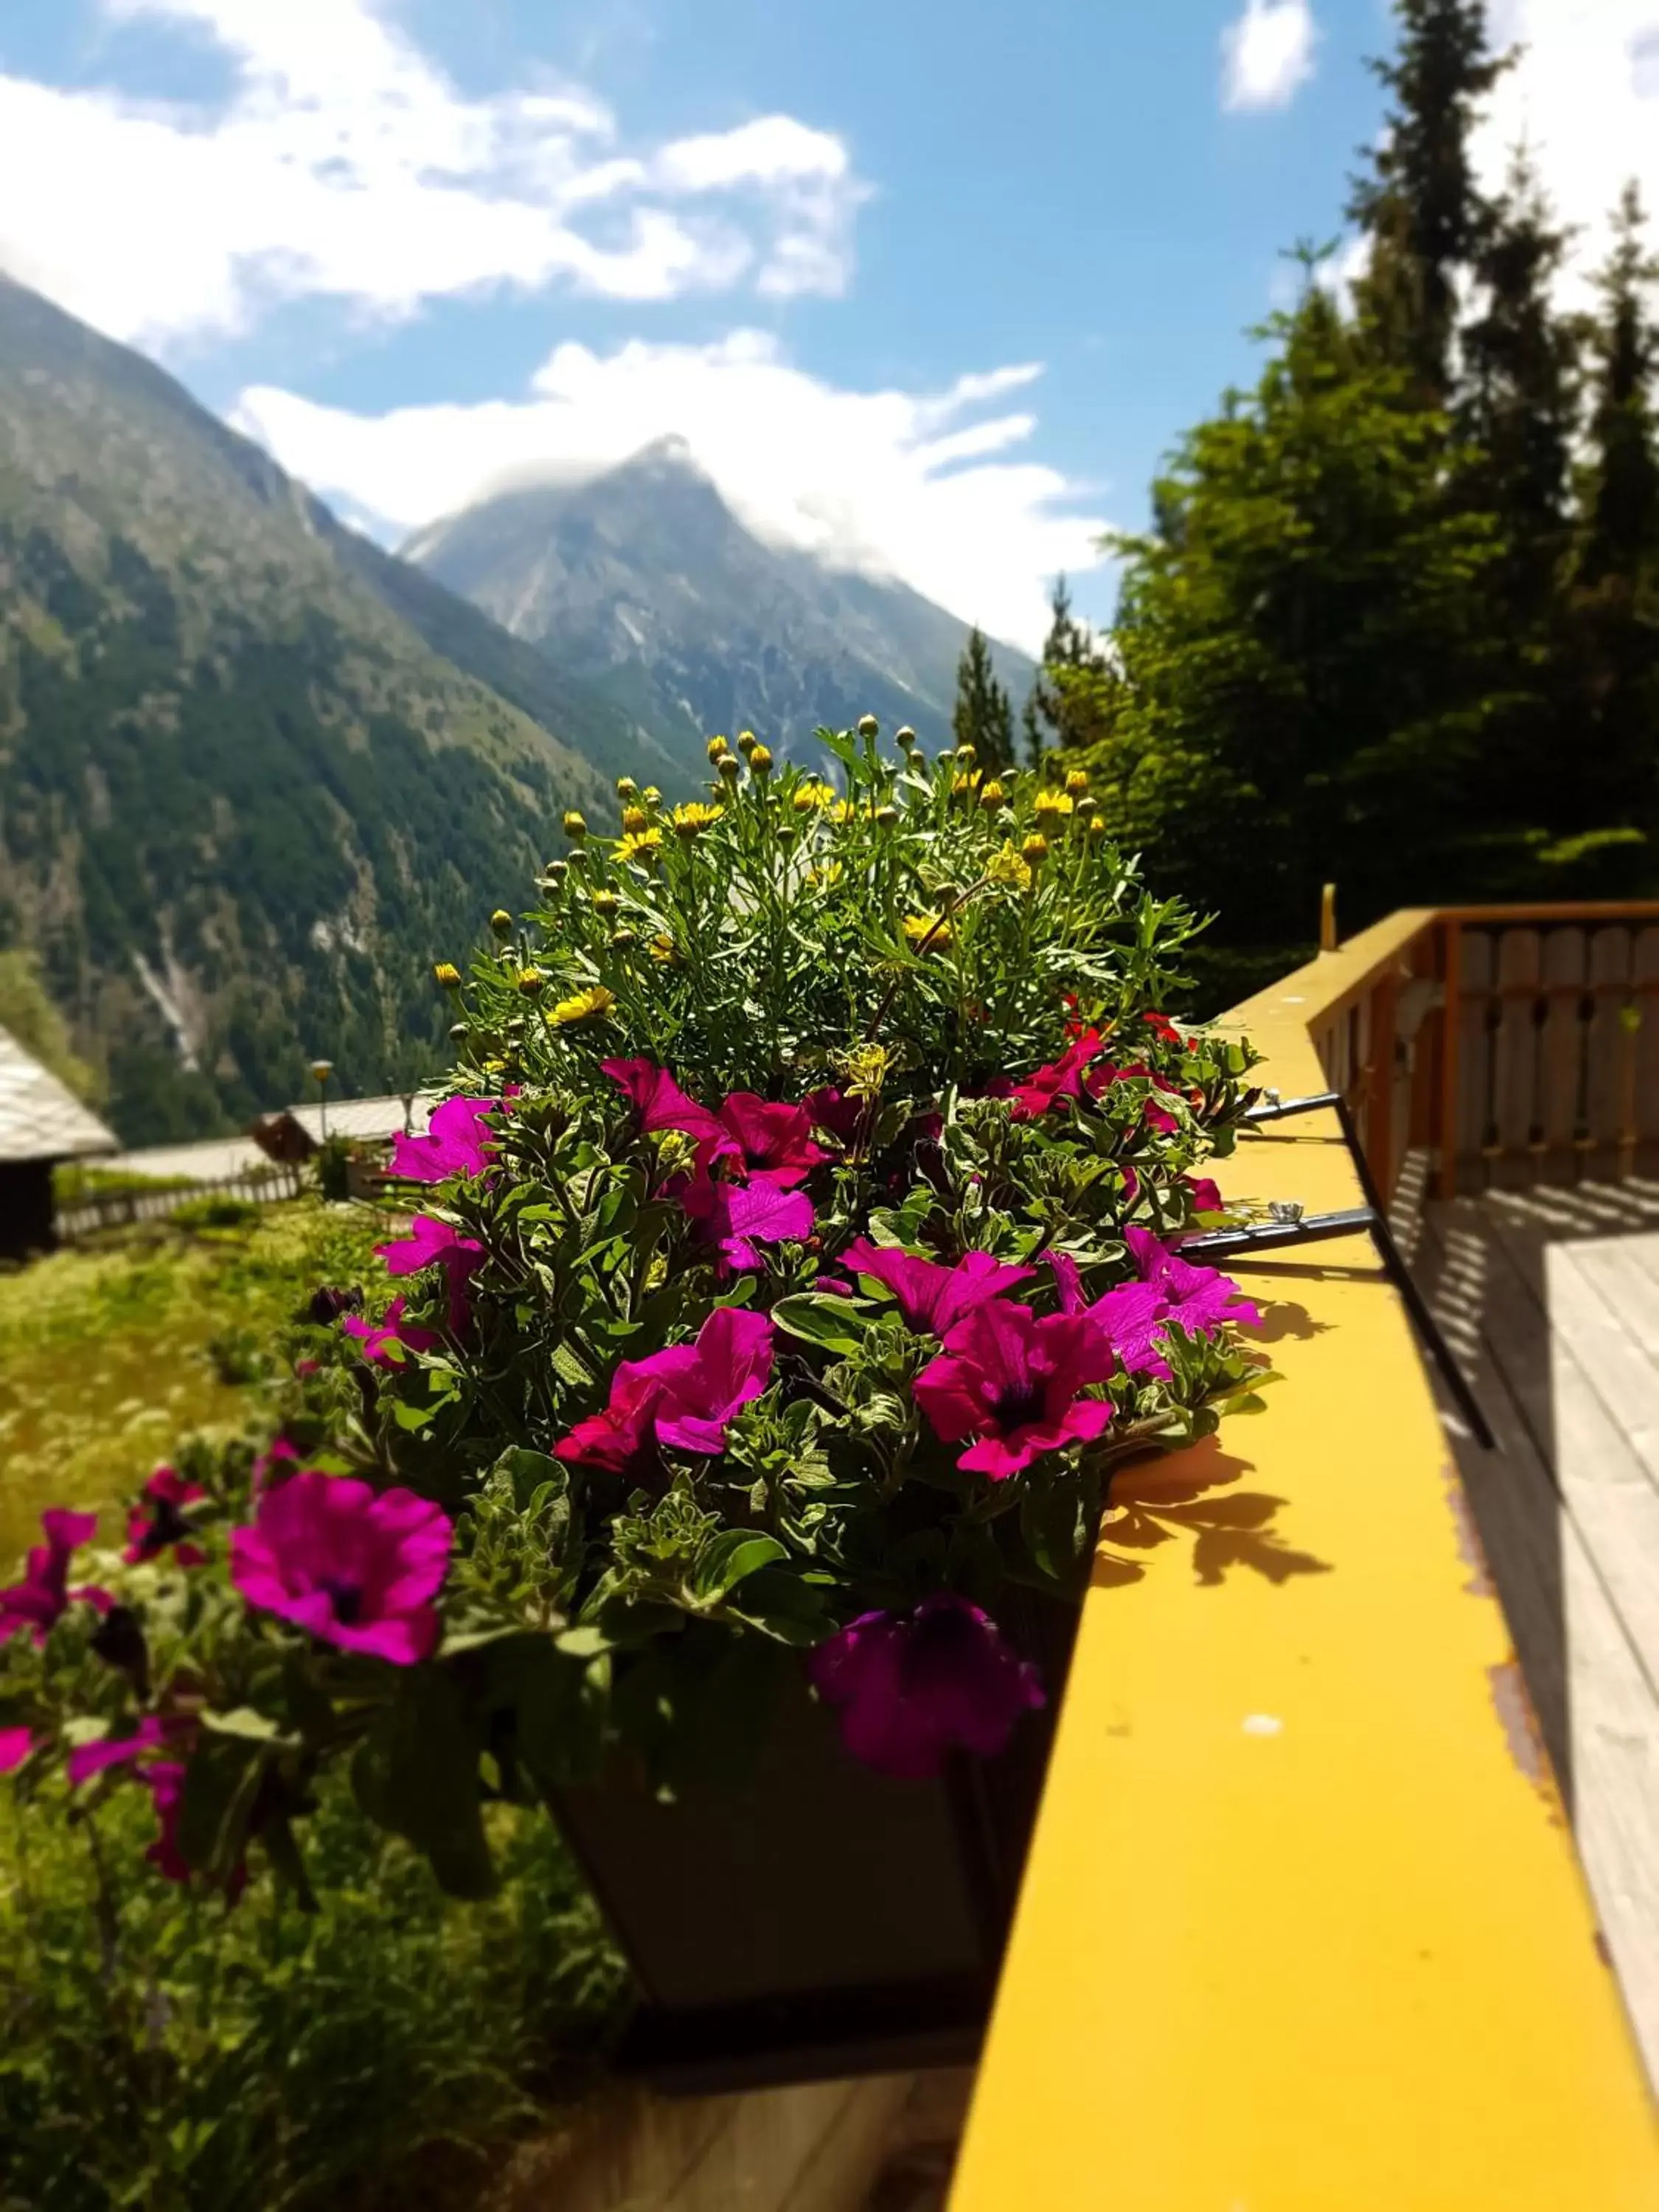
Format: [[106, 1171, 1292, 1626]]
[[1, 0, 1655, 645]]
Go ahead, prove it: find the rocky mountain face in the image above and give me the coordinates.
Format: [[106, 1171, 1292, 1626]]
[[0, 276, 629, 1143], [404, 437, 1035, 785]]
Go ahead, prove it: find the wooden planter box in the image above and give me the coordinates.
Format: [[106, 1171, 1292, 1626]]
[[552, 1593, 1080, 2094]]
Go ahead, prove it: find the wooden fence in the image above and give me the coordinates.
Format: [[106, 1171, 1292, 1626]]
[[1294, 902, 1659, 1207], [56, 1162, 307, 1242]]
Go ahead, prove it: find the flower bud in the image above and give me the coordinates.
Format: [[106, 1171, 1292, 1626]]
[[609, 928, 638, 950], [895, 725, 917, 750], [566, 845, 589, 869], [955, 743, 977, 766], [1021, 833, 1049, 865], [593, 889, 620, 916], [1065, 767, 1091, 798], [978, 781, 1005, 811], [707, 734, 731, 762], [776, 822, 799, 846], [433, 961, 461, 988], [448, 1022, 468, 1043], [562, 811, 587, 841], [857, 714, 879, 739], [621, 805, 649, 833], [717, 753, 741, 782], [1088, 814, 1108, 841], [542, 860, 568, 884], [489, 909, 513, 938], [615, 778, 639, 801], [642, 787, 662, 807], [749, 744, 773, 776], [874, 804, 899, 827], [737, 730, 757, 756], [516, 968, 545, 995]]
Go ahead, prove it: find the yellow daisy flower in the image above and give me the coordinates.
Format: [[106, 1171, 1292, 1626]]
[[1034, 789, 1074, 820], [903, 911, 953, 953], [617, 828, 664, 865], [987, 841, 1032, 891], [546, 984, 616, 1028], [670, 801, 724, 836]]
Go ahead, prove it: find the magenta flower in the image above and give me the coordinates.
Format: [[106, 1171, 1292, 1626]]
[[681, 1172, 814, 1273], [602, 1057, 737, 1157], [804, 1086, 868, 1147], [377, 1214, 485, 1332], [0, 1727, 34, 1775], [251, 1436, 301, 1501], [230, 1472, 453, 1664], [557, 1307, 773, 1469], [838, 1239, 1034, 1336], [553, 1364, 669, 1486], [630, 1307, 774, 1454], [0, 1510, 111, 1646], [1183, 1174, 1224, 1215], [808, 1594, 1046, 1779], [124, 1467, 208, 1568], [1042, 1249, 1180, 1382], [1124, 1225, 1261, 1335], [1007, 1029, 1107, 1121], [712, 1093, 829, 1187], [66, 1714, 187, 1786], [341, 1295, 441, 1368], [914, 1302, 1117, 1478], [389, 1095, 502, 1183]]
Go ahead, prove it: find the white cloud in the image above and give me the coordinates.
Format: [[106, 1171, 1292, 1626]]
[[230, 332, 1110, 651], [1472, 1, 1659, 305], [1221, 0, 1319, 112], [0, 0, 866, 349]]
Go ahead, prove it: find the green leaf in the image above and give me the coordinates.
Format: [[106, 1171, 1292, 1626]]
[[352, 1671, 495, 1900], [691, 1531, 787, 1604], [201, 1705, 296, 1747], [771, 1292, 873, 1354], [178, 1740, 266, 1885]]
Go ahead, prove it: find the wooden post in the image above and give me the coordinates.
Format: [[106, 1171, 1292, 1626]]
[[1320, 883, 1338, 953], [1366, 968, 1399, 1208], [1436, 919, 1462, 1200]]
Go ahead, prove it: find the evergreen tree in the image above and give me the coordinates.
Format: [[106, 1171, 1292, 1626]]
[[1348, 0, 1512, 402], [952, 626, 1015, 769], [1565, 184, 1659, 849], [1023, 575, 1113, 758], [1079, 279, 1506, 954]]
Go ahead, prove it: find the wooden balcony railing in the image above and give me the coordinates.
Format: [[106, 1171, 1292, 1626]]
[[948, 905, 1659, 2212]]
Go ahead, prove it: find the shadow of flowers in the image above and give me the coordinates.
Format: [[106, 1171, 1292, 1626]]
[[1093, 1436, 1331, 1590]]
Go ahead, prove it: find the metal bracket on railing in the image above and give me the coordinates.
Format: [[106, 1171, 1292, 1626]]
[[1221, 1091, 1495, 1449]]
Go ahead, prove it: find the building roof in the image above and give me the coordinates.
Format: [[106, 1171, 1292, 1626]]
[[104, 1093, 441, 1184], [0, 1026, 119, 1165]]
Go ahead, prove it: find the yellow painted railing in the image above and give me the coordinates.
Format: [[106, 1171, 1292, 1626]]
[[948, 908, 1659, 2212]]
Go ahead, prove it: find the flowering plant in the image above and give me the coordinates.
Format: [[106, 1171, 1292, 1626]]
[[1, 724, 1268, 1902]]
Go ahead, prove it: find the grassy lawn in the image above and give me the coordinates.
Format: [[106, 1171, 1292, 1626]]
[[0, 1199, 383, 1562]]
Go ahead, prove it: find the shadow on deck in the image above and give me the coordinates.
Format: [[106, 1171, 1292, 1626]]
[[1399, 1164, 1659, 2084]]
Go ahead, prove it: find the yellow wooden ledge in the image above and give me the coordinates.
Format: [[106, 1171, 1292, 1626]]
[[950, 949, 1659, 2210]]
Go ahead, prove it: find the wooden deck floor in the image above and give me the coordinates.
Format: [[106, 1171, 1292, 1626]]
[[1407, 1175, 1659, 2085]]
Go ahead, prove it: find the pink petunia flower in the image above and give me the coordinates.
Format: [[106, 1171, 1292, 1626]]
[[680, 1172, 814, 1273], [1124, 1226, 1261, 1335], [838, 1239, 1034, 1337], [0, 1726, 34, 1775], [341, 1295, 441, 1368], [710, 1093, 829, 1187], [377, 1214, 485, 1333], [251, 1436, 301, 1503], [808, 1593, 1046, 1779], [602, 1058, 737, 1158], [1183, 1174, 1225, 1216], [230, 1472, 453, 1665], [389, 1096, 502, 1184], [552, 1365, 669, 1486], [1006, 1030, 1108, 1121], [124, 1467, 209, 1568], [804, 1087, 868, 1148], [914, 1301, 1117, 1478], [66, 1713, 191, 1786], [0, 1510, 111, 1646], [554, 1307, 774, 1469]]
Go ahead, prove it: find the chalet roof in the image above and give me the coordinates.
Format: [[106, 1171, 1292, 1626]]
[[0, 1026, 118, 1165]]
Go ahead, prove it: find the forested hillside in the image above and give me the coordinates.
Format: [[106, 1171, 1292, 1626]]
[[0, 277, 622, 1142]]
